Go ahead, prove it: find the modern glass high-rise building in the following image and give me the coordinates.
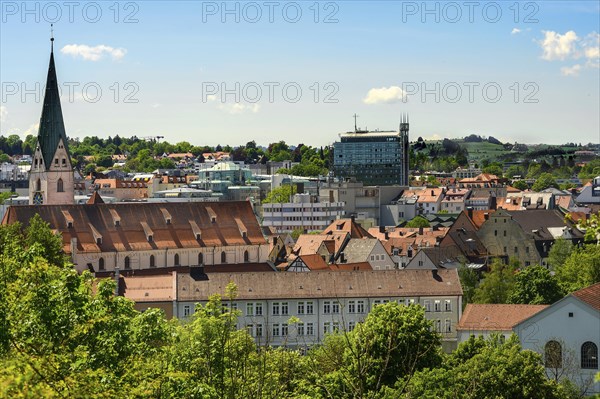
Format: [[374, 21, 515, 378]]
[[333, 117, 409, 186]]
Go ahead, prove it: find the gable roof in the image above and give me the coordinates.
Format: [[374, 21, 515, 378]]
[[3, 201, 267, 254], [507, 209, 584, 241], [339, 238, 380, 263], [419, 245, 465, 269], [87, 191, 105, 205], [177, 269, 463, 301], [457, 304, 548, 331], [572, 282, 600, 311], [288, 254, 329, 271], [322, 218, 372, 238], [293, 234, 344, 256]]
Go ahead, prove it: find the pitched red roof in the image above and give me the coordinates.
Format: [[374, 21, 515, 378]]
[[87, 191, 104, 205], [572, 282, 600, 311], [322, 218, 372, 239], [457, 304, 548, 331]]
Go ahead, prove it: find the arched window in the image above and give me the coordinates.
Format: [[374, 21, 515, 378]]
[[57, 178, 64, 192], [581, 342, 598, 369], [174, 253, 180, 266], [149, 255, 155, 268], [198, 252, 204, 265], [98, 257, 105, 270], [124, 256, 131, 269], [36, 179, 41, 192], [545, 340, 562, 368], [244, 250, 249, 263], [221, 251, 226, 264]]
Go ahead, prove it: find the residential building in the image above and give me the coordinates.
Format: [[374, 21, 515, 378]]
[[575, 177, 600, 205], [476, 209, 585, 267], [172, 269, 463, 351], [332, 116, 409, 186], [441, 188, 471, 213], [337, 238, 395, 270], [514, 283, 600, 395], [405, 246, 465, 270], [458, 173, 501, 189], [452, 166, 482, 180], [261, 193, 345, 233]]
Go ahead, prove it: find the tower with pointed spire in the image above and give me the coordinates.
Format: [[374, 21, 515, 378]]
[[29, 29, 75, 205], [399, 113, 410, 187]]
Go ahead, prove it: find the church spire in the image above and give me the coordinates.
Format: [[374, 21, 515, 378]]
[[37, 26, 71, 170]]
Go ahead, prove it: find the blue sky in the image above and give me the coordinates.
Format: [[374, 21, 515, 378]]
[[1, 1, 599, 147]]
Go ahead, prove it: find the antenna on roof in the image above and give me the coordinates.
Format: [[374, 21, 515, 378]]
[[50, 23, 54, 52], [353, 113, 359, 133]]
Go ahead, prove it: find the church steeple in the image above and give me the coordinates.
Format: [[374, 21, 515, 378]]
[[37, 28, 71, 170], [29, 29, 75, 205]]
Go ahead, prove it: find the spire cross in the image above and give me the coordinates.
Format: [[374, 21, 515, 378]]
[[50, 24, 54, 51]]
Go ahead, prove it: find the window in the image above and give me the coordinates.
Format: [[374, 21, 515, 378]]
[[306, 301, 314, 314], [198, 252, 203, 265], [445, 319, 452, 333], [62, 158, 66, 165], [424, 300, 431, 312], [444, 300, 452, 312], [494, 230, 497, 236], [150, 255, 155, 267], [54, 158, 58, 165], [436, 319, 442, 332], [581, 342, 598, 369], [333, 322, 340, 332], [174, 254, 180, 266], [526, 247, 529, 254], [246, 303, 254, 316], [357, 300, 365, 313], [545, 340, 562, 368], [434, 300, 441, 312], [255, 303, 263, 316], [98, 257, 105, 270], [348, 300, 356, 313], [503, 231, 507, 237], [183, 305, 191, 317], [57, 178, 64, 192], [324, 301, 331, 314], [298, 302, 305, 315], [272, 302, 280, 316], [221, 251, 226, 263], [246, 324, 254, 337], [244, 250, 249, 263], [36, 179, 41, 191], [297, 323, 305, 336], [124, 256, 131, 269], [348, 321, 356, 331], [281, 302, 289, 316], [332, 301, 340, 314], [281, 323, 288, 336], [324, 322, 331, 334], [306, 322, 314, 335], [256, 323, 263, 337], [514, 246, 518, 254], [272, 324, 280, 337]]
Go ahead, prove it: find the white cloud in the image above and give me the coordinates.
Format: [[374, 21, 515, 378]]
[[538, 30, 579, 60], [0, 106, 7, 123], [61, 44, 127, 61], [217, 103, 260, 114], [585, 46, 600, 59], [363, 86, 408, 104], [561, 64, 581, 76], [23, 123, 39, 136], [511, 28, 521, 35]]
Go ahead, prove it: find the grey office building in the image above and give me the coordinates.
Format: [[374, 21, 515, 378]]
[[333, 117, 409, 186]]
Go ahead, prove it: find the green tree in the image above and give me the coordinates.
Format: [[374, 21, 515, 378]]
[[555, 244, 600, 293], [507, 266, 564, 305], [473, 258, 517, 304], [458, 264, 479, 308], [402, 335, 568, 399], [406, 216, 430, 228], [263, 185, 297, 203], [512, 180, 529, 191], [532, 173, 559, 192], [482, 163, 503, 177], [547, 238, 573, 270]]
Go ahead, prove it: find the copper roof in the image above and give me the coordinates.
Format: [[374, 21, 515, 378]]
[[3, 201, 267, 253], [572, 282, 600, 311], [457, 304, 548, 331], [177, 269, 463, 301]]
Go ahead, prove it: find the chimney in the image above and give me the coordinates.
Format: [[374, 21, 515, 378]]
[[407, 246, 413, 258], [431, 190, 434, 196], [272, 236, 277, 246], [419, 226, 424, 235], [384, 231, 389, 240], [484, 212, 489, 221], [467, 206, 473, 220], [379, 225, 385, 234], [340, 252, 346, 263]]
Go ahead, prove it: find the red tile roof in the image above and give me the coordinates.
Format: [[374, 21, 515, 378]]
[[322, 218, 373, 239], [457, 304, 548, 331], [572, 282, 600, 311]]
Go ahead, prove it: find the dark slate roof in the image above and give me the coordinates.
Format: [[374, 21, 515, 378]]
[[507, 209, 584, 241], [37, 49, 71, 169], [420, 245, 465, 269]]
